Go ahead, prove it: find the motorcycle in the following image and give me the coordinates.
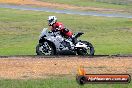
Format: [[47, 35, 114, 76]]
[[36, 28, 95, 55]]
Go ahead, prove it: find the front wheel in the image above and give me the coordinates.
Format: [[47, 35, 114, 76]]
[[36, 41, 55, 55], [77, 41, 94, 56]]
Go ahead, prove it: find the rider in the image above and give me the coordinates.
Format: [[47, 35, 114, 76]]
[[48, 16, 75, 49], [48, 16, 73, 38]]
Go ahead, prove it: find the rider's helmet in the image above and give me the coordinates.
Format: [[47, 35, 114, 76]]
[[48, 16, 57, 26]]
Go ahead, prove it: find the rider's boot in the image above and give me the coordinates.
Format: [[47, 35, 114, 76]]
[[67, 37, 75, 50]]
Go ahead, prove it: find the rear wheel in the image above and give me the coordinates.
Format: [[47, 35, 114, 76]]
[[36, 41, 54, 55], [77, 41, 94, 56]]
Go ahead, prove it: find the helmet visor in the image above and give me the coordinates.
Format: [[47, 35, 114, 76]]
[[48, 19, 54, 24]]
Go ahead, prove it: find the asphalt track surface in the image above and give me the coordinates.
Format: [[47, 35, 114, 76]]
[[0, 4, 132, 18], [0, 54, 132, 59], [0, 1, 132, 79]]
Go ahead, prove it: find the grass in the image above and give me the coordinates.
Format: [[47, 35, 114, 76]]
[[0, 77, 132, 88], [39, 0, 132, 13], [0, 8, 132, 55], [0, 8, 132, 88]]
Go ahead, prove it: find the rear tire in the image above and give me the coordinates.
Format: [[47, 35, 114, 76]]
[[36, 41, 55, 55], [77, 41, 94, 56]]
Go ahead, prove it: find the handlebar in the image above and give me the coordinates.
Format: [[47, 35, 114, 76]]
[[48, 31, 60, 37]]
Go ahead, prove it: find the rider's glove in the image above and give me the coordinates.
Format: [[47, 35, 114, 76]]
[[55, 28, 60, 31], [52, 28, 59, 32]]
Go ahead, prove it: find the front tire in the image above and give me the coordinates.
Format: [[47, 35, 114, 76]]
[[36, 41, 55, 55], [77, 41, 94, 56]]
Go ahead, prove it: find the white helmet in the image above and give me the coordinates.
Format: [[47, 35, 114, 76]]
[[48, 16, 57, 26]]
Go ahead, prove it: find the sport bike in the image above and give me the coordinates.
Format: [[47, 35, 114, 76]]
[[36, 28, 94, 55]]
